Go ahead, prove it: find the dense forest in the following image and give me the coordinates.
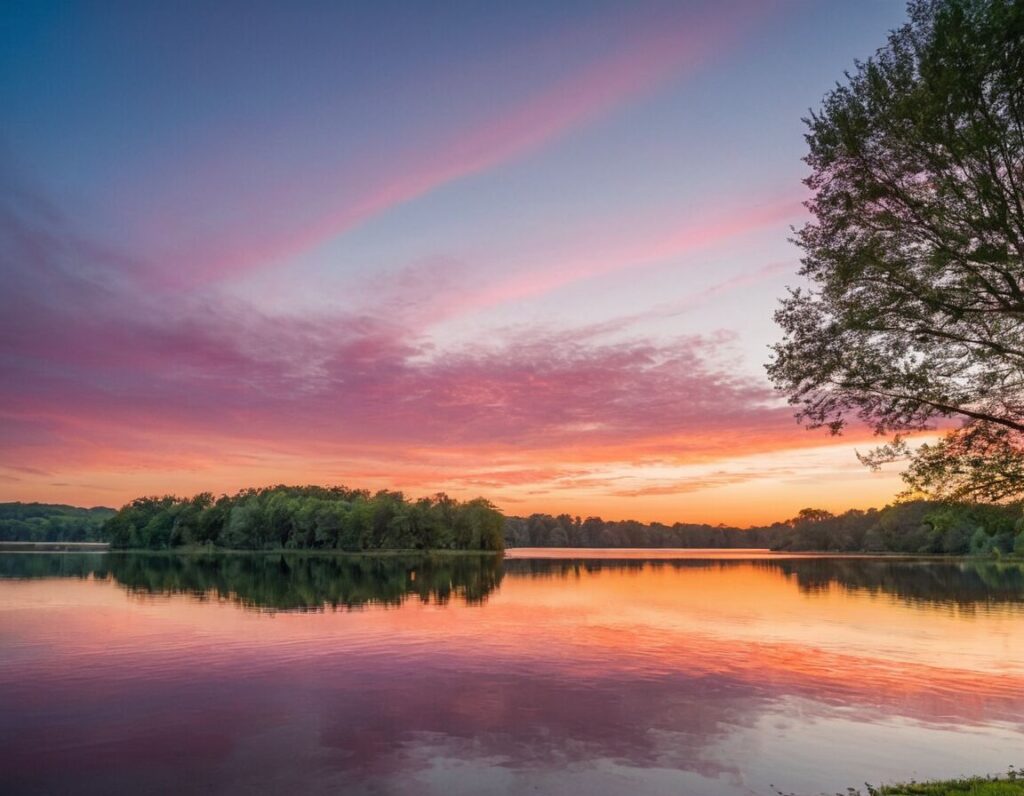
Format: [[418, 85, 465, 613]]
[[503, 514, 772, 549], [102, 485, 505, 551], [0, 503, 114, 543], [507, 501, 1024, 556], [2, 491, 1022, 557], [765, 502, 1023, 556]]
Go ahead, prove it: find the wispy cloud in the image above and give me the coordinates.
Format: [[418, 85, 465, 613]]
[[136, 2, 772, 286], [355, 192, 806, 332], [1, 188, 795, 458]]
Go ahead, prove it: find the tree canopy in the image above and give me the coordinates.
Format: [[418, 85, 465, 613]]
[[0, 502, 114, 543], [102, 485, 505, 552], [504, 501, 1023, 556], [2, 494, 1020, 556], [768, 0, 1024, 501]]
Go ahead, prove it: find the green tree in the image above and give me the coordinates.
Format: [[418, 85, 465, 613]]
[[220, 500, 261, 549], [970, 527, 995, 556], [928, 507, 974, 554], [767, 0, 1024, 501], [100, 485, 506, 552], [900, 423, 1024, 501]]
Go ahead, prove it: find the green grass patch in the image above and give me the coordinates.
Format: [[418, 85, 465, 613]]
[[776, 771, 1024, 796], [873, 776, 1024, 796]]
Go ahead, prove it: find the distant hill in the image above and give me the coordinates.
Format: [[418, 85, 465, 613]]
[[0, 502, 115, 543]]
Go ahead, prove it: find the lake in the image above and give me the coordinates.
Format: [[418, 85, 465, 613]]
[[1, 550, 1022, 795]]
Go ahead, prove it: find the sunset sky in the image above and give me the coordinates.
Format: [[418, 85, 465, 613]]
[[0, 1, 915, 525]]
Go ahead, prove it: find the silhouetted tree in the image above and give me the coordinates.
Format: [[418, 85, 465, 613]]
[[768, 0, 1024, 501]]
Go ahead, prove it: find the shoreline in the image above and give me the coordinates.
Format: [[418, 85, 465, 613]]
[[1, 543, 1020, 563], [0, 541, 110, 552]]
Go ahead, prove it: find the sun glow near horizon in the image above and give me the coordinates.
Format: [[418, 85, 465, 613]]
[[0, 436, 908, 527]]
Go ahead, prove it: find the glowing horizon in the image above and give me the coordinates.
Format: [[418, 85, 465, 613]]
[[0, 1, 914, 524]]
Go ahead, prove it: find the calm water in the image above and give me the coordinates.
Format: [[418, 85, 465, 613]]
[[1, 551, 1022, 795]]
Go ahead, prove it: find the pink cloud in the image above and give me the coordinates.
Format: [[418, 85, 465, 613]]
[[0, 179, 861, 514], [2, 175, 888, 522], [1, 210, 802, 477], [1, 320, 792, 460]]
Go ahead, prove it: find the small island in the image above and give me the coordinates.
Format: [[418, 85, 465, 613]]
[[100, 486, 506, 551]]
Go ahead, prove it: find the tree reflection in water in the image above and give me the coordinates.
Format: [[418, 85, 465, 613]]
[[1, 552, 1022, 611]]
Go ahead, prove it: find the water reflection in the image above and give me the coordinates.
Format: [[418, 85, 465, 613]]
[[504, 557, 1024, 609], [0, 552, 1022, 795], [2, 552, 1023, 611], [764, 557, 1024, 608], [0, 552, 504, 610]]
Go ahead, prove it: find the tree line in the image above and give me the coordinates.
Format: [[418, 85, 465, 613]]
[[503, 514, 773, 549], [102, 485, 505, 551], [505, 500, 1024, 556], [0, 502, 114, 543], [2, 492, 1022, 557], [767, 502, 1023, 556]]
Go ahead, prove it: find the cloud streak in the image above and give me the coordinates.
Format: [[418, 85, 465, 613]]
[[133, 1, 770, 286], [354, 192, 806, 334]]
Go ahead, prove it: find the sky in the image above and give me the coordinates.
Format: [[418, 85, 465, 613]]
[[0, 0, 915, 525]]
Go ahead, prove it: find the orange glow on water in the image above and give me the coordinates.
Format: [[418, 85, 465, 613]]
[[2, 553, 1021, 794]]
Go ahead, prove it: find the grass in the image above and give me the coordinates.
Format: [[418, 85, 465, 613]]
[[776, 771, 1024, 796], [872, 776, 1024, 795]]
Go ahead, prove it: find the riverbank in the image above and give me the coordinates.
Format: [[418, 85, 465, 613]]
[[505, 546, 1022, 561], [2, 543, 1021, 563], [0, 541, 110, 552], [104, 545, 503, 557]]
